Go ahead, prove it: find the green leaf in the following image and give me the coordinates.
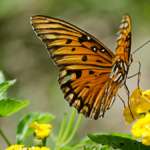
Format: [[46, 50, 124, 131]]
[[0, 70, 16, 100], [82, 145, 109, 150], [87, 134, 150, 150], [16, 112, 55, 144], [71, 136, 93, 148], [0, 79, 16, 93], [58, 148, 78, 150], [0, 98, 29, 117], [0, 71, 5, 83], [0, 71, 6, 99]]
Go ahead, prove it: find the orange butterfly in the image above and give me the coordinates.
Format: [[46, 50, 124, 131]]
[[31, 14, 134, 120]]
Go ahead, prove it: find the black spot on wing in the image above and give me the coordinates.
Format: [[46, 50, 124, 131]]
[[85, 86, 90, 88], [72, 48, 75, 51], [78, 35, 87, 43], [96, 60, 102, 63], [125, 32, 131, 41], [89, 71, 94, 74], [76, 70, 82, 79], [82, 55, 87, 61], [66, 39, 72, 44]]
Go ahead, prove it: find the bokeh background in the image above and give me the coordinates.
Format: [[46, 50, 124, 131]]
[[0, 0, 150, 149]]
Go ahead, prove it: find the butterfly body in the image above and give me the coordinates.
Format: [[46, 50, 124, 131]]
[[31, 14, 131, 119]]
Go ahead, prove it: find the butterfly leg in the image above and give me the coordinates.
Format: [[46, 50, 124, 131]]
[[117, 94, 126, 108], [124, 84, 134, 119], [128, 60, 141, 89]]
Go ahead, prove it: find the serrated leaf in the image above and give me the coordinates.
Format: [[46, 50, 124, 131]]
[[87, 134, 150, 150], [0, 98, 29, 117], [16, 112, 55, 144]]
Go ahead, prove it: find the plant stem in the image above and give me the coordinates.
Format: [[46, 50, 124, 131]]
[[0, 128, 11, 146], [42, 137, 47, 146], [57, 112, 67, 142], [63, 114, 83, 146], [60, 108, 76, 143]]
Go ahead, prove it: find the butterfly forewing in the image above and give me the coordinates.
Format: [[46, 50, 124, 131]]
[[106, 14, 132, 107], [115, 14, 131, 64]]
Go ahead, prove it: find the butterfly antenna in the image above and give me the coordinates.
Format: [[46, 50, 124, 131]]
[[131, 40, 150, 55]]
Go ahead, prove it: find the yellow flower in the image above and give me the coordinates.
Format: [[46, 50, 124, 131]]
[[29, 122, 52, 139], [123, 88, 150, 124], [5, 146, 50, 150], [5, 145, 24, 150], [131, 113, 150, 145]]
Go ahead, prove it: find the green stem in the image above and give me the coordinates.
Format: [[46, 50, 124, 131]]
[[42, 137, 47, 146], [0, 128, 11, 146], [57, 112, 67, 142], [63, 114, 83, 146], [60, 108, 76, 143]]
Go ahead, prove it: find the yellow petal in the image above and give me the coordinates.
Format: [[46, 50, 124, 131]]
[[142, 139, 150, 145], [129, 87, 142, 101]]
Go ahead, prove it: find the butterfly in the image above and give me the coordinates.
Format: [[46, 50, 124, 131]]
[[31, 14, 132, 120]]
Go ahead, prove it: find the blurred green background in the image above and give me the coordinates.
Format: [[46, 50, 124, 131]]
[[0, 0, 150, 149]]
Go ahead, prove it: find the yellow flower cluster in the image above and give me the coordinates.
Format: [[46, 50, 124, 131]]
[[29, 122, 52, 139], [132, 114, 150, 145], [123, 88, 150, 125], [6, 145, 50, 150], [123, 87, 150, 145]]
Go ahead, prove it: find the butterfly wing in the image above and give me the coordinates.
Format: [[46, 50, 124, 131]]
[[31, 15, 115, 119], [115, 14, 131, 64], [102, 14, 132, 113]]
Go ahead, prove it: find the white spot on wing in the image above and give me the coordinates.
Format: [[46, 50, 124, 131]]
[[123, 62, 127, 72], [109, 96, 115, 108], [87, 36, 90, 40], [110, 72, 114, 79], [121, 18, 125, 23], [93, 47, 97, 51], [112, 64, 116, 72], [124, 22, 128, 28], [117, 34, 122, 41], [125, 47, 129, 51], [114, 67, 119, 75], [120, 62, 123, 68], [113, 73, 122, 82], [119, 23, 124, 29], [118, 58, 121, 62], [101, 49, 105, 52], [118, 76, 123, 83]]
